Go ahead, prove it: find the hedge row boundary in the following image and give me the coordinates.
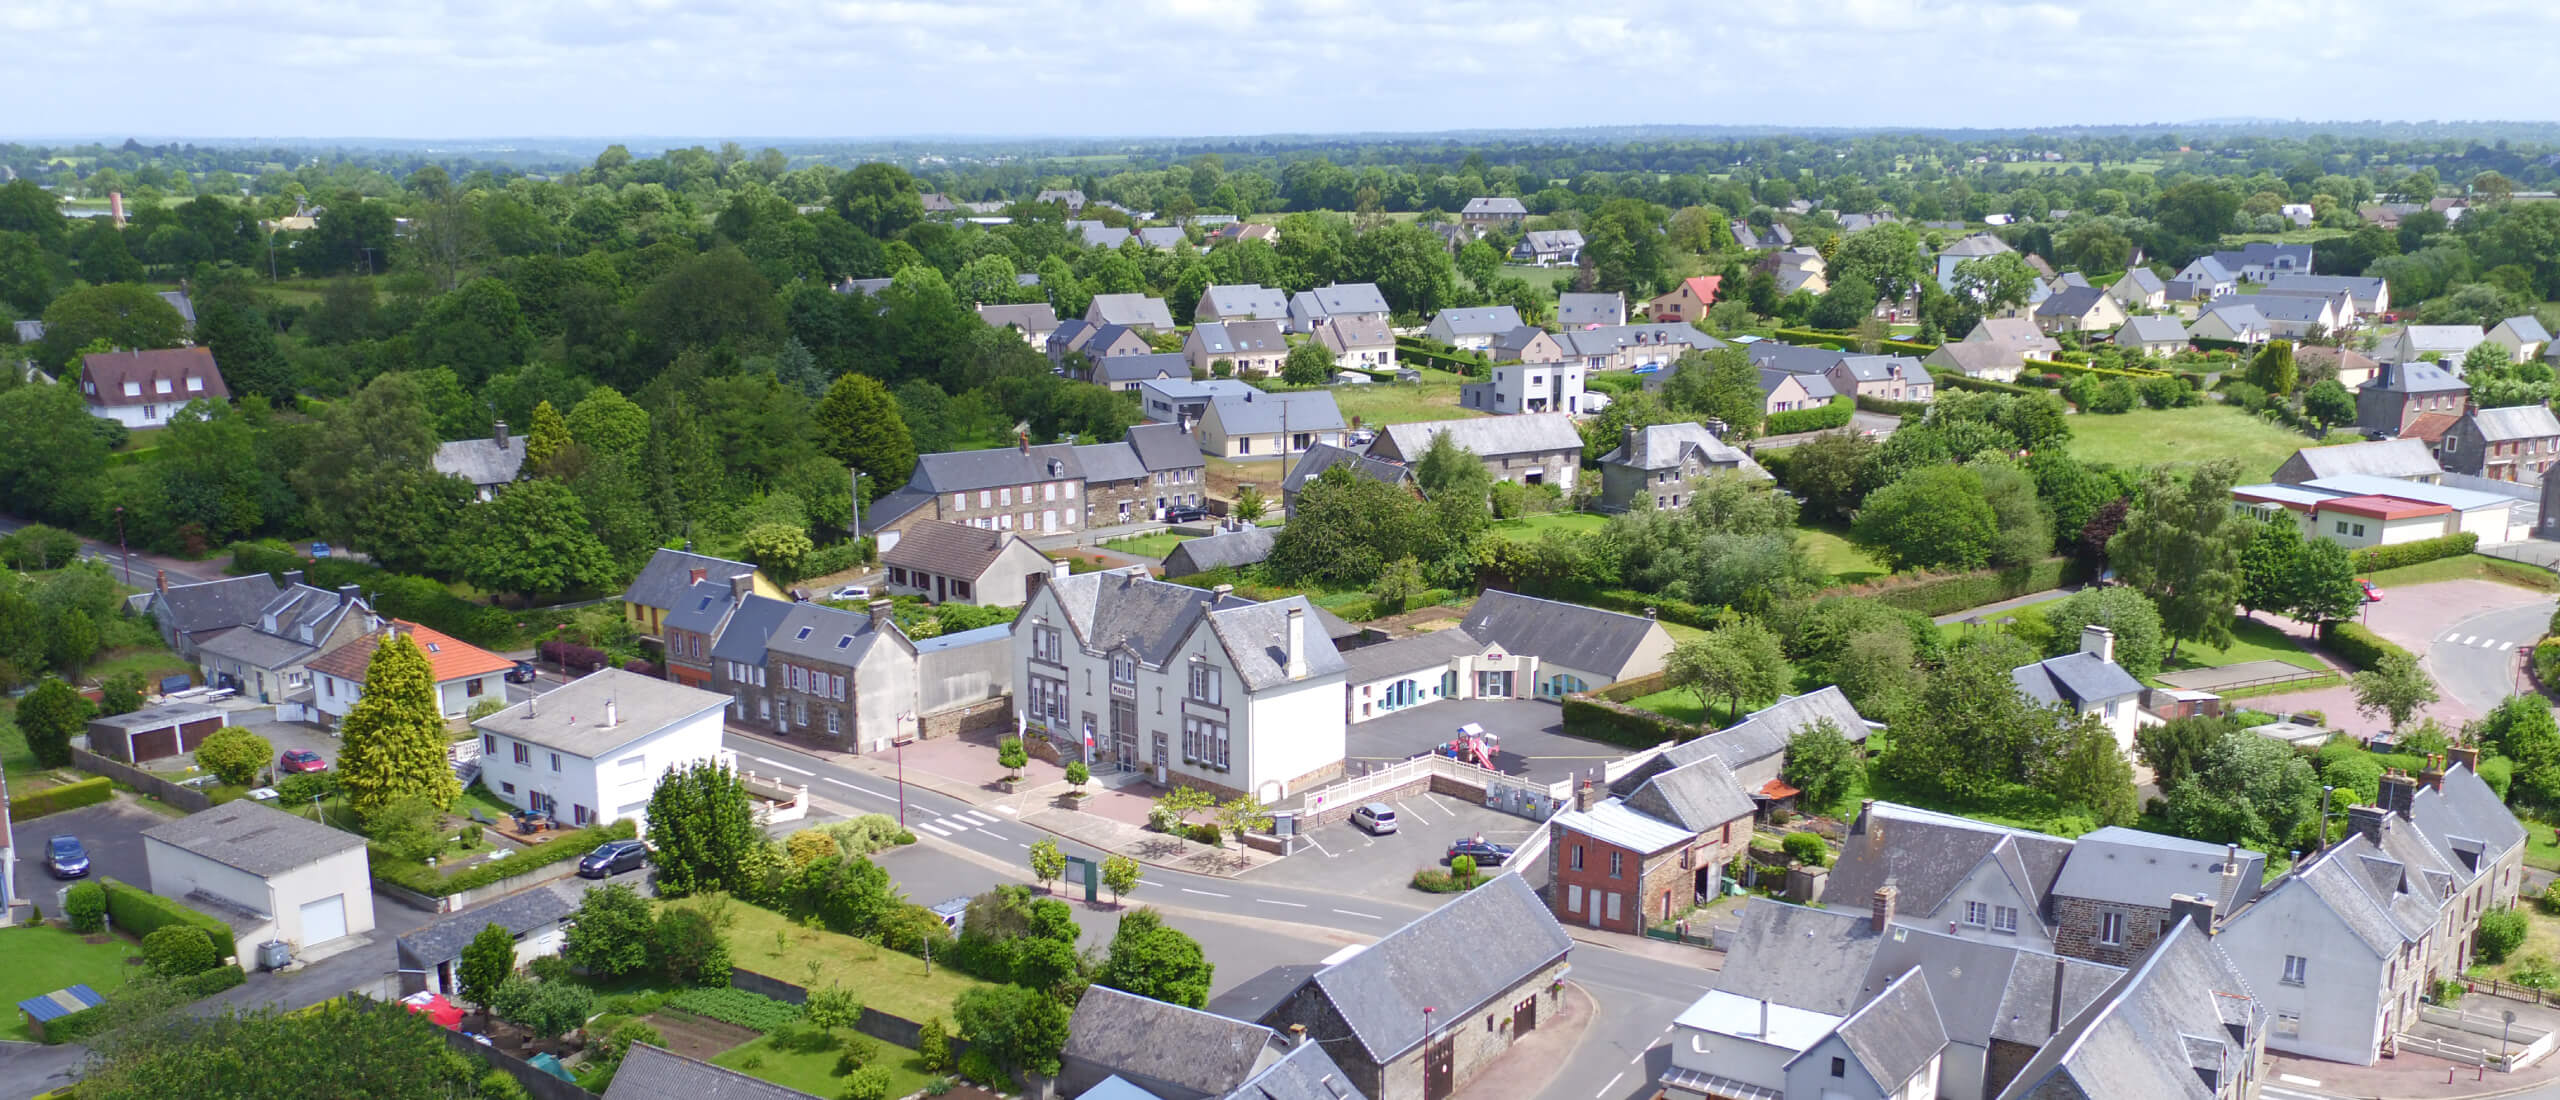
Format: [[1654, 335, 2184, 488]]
[[1825, 557, 2084, 618], [1562, 696, 1696, 748], [13, 777, 113, 819], [2319, 621, 2409, 672], [102, 877, 238, 965], [1765, 396, 1855, 436], [370, 819, 637, 898], [2350, 532, 2479, 573]]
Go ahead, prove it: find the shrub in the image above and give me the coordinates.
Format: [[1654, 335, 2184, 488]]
[[2514, 954, 2560, 990], [64, 881, 106, 932], [1781, 832, 1830, 867], [143, 925, 220, 977], [1765, 397, 1855, 436], [13, 777, 113, 819], [1837, 557, 2084, 618], [1561, 696, 1694, 748], [653, 908, 734, 988], [918, 1017, 952, 1073], [2432, 977, 2465, 1006], [2350, 533, 2478, 573], [956, 1048, 1011, 1089], [2477, 906, 2530, 964], [539, 640, 609, 674], [103, 878, 236, 963], [669, 986, 800, 1032], [803, 986, 863, 1030], [274, 770, 342, 807], [840, 1065, 894, 1100], [1183, 823, 1223, 846], [833, 1034, 881, 1073], [193, 727, 274, 787], [372, 819, 636, 897], [171, 963, 246, 998], [2320, 621, 2410, 672], [1411, 869, 1472, 893]]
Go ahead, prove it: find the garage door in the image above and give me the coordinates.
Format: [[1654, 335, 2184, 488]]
[[131, 726, 179, 762], [176, 717, 223, 752], [299, 894, 348, 945]]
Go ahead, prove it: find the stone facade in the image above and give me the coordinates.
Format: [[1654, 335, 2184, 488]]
[[1263, 958, 1567, 1100], [1083, 470, 1152, 529], [2048, 895, 2173, 968], [917, 695, 1012, 739], [1548, 822, 1746, 935], [1983, 1038, 2041, 1098]]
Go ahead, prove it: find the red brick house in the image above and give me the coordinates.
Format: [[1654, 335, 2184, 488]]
[[1546, 754, 1755, 933]]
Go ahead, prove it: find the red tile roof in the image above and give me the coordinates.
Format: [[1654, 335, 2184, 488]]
[[2315, 495, 2451, 521], [304, 621, 514, 685], [2402, 412, 2460, 444]]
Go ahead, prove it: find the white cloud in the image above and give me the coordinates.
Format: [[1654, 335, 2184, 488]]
[[5, 0, 2558, 138]]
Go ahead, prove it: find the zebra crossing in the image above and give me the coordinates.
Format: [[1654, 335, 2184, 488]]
[[2442, 631, 2520, 651], [908, 808, 1005, 839]]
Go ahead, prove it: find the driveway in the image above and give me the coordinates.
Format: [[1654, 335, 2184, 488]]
[[2357, 579, 2554, 714], [1349, 699, 1625, 785], [9, 798, 174, 913], [1245, 791, 1543, 901]]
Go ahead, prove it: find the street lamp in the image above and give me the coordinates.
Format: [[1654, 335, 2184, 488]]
[[893, 711, 917, 829], [2504, 1009, 2518, 1065]]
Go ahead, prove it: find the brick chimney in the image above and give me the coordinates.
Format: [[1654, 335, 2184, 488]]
[[730, 572, 754, 600], [1575, 782, 1598, 812], [689, 567, 708, 585], [155, 568, 168, 597], [2449, 745, 2482, 774], [1621, 424, 1639, 458], [493, 420, 510, 447], [2347, 804, 2391, 846], [2420, 754, 2445, 792], [2378, 770, 2420, 819], [2079, 624, 2116, 664], [2169, 893, 2217, 934], [1870, 885, 1898, 933]]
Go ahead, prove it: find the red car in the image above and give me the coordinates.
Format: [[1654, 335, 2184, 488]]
[[277, 749, 328, 774]]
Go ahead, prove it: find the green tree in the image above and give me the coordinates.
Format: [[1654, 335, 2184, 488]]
[[74, 1000, 494, 1100], [1450, 853, 1479, 887], [954, 983, 1071, 1082], [563, 884, 656, 979], [1665, 620, 1792, 724], [814, 373, 917, 488], [520, 400, 571, 474], [645, 761, 769, 898], [2136, 715, 2230, 790], [37, 283, 186, 368], [650, 906, 734, 987], [2036, 713, 2139, 826], [1100, 854, 1140, 906], [1282, 341, 1333, 385], [457, 923, 519, 1012], [453, 479, 618, 601], [194, 727, 273, 787], [2108, 460, 2247, 658], [1093, 908, 1215, 1009], [336, 633, 462, 814], [2351, 650, 2439, 733], [499, 979, 595, 1040], [567, 386, 652, 471], [22, 678, 99, 766], [2288, 539, 2363, 625], [832, 163, 926, 239], [2237, 514, 2305, 619], [1659, 346, 1766, 440], [2247, 340, 2297, 397], [1950, 253, 2039, 315], [2162, 726, 2318, 848], [2303, 378, 2355, 426], [1879, 636, 2050, 800], [1267, 464, 1426, 588], [1231, 485, 1267, 524], [1780, 719, 1861, 812], [1028, 839, 1066, 893], [997, 735, 1028, 781], [2039, 586, 2167, 678], [1852, 465, 2000, 572]]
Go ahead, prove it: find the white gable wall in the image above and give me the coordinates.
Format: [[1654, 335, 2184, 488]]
[[2215, 880, 2391, 1064]]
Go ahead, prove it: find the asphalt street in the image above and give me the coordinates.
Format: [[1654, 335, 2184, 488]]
[[0, 512, 222, 586], [2427, 598, 2556, 715]]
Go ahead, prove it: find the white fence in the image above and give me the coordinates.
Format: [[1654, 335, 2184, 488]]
[[2410, 1004, 2559, 1070], [1295, 753, 1577, 823]]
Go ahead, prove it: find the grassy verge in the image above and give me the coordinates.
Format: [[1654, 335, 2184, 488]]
[[1098, 533, 1191, 559], [2159, 617, 2328, 677], [709, 1031, 939, 1099], [1625, 688, 1710, 726], [1330, 381, 1479, 427], [2064, 404, 2323, 481], [663, 897, 993, 1025], [2362, 554, 2560, 594], [1802, 524, 1885, 585], [1488, 512, 1609, 540], [0, 923, 141, 1041]]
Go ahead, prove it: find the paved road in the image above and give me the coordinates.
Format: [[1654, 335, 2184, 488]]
[[2427, 599, 2554, 715], [0, 512, 222, 586]]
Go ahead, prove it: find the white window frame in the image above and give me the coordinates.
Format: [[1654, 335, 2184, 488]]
[[2283, 954, 2308, 985], [1965, 900, 1989, 927], [2099, 911, 2124, 945]]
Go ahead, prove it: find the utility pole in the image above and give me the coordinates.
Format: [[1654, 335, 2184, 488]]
[[847, 468, 865, 540]]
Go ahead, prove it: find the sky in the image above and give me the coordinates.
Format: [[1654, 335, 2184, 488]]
[[11, 0, 2560, 140]]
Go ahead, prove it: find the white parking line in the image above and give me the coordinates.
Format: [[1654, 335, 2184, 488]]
[[2461, 635, 2478, 646], [1304, 834, 1336, 858], [2445, 631, 2463, 642], [994, 805, 1020, 815], [1426, 792, 1459, 816], [1016, 842, 1031, 849], [1332, 908, 1379, 919], [1395, 800, 1431, 825], [2501, 640, 2518, 650], [1595, 1072, 1622, 1098], [1140, 879, 1163, 887], [912, 821, 950, 837], [1259, 899, 1308, 908], [1182, 887, 1231, 898], [750, 754, 813, 776], [2277, 1073, 2324, 1087]]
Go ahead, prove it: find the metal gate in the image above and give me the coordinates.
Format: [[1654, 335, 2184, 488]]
[[1424, 1033, 1455, 1100]]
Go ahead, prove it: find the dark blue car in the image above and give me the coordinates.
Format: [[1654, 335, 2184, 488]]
[[578, 839, 649, 878], [48, 835, 89, 879]]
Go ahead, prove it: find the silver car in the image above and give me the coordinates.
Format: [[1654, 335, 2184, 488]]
[[1351, 802, 1398, 836]]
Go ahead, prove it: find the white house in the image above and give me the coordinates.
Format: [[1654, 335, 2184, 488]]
[[1459, 360, 1588, 415], [470, 669, 730, 832], [141, 800, 375, 956], [305, 622, 514, 723], [2487, 316, 2551, 363], [2187, 303, 2270, 345], [2387, 325, 2487, 366], [1287, 283, 1391, 334], [1339, 590, 1674, 723], [1425, 306, 1526, 351], [78, 347, 229, 428], [2011, 626, 2146, 752], [1015, 568, 1347, 803]]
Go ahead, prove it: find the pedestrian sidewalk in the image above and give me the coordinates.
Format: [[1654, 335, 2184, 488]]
[[1561, 922, 1726, 973], [1448, 981, 1594, 1100], [1019, 804, 1279, 877]]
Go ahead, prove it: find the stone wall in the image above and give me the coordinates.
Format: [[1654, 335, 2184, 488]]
[[72, 746, 213, 813], [917, 695, 1012, 739], [2049, 896, 2170, 968], [1381, 958, 1571, 1100]]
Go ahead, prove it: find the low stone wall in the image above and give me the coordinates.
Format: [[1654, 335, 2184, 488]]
[[918, 696, 1012, 740], [72, 746, 214, 812], [729, 968, 971, 1058]]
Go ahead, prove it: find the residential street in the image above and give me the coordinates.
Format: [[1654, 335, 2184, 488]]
[[0, 512, 223, 586]]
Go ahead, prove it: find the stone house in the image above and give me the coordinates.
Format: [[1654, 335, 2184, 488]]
[[2353, 361, 2470, 441], [1370, 414, 1583, 494], [1279, 443, 1416, 519], [619, 549, 779, 641], [194, 581, 377, 708], [1254, 875, 1569, 1100], [140, 571, 285, 662], [1459, 196, 1527, 233], [1595, 422, 1771, 513], [880, 520, 1053, 607], [1547, 756, 1757, 933], [2043, 828, 2262, 968], [755, 600, 920, 753], [2439, 403, 2560, 482]]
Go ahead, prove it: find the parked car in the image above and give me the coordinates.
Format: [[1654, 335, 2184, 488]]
[[577, 839, 650, 879], [1162, 506, 1212, 523], [1446, 836, 1514, 866], [277, 749, 328, 774], [1351, 802, 1398, 836], [47, 835, 89, 879], [2360, 578, 2385, 603], [828, 584, 872, 602], [309, 541, 332, 560], [505, 659, 539, 684]]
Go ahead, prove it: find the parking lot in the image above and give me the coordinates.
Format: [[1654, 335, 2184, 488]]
[[1346, 699, 1624, 786], [1245, 789, 1544, 898], [9, 799, 175, 912]]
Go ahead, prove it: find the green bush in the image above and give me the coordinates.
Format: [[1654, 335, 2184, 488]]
[[1410, 868, 1474, 893], [1765, 397, 1855, 436], [14, 777, 114, 819], [668, 986, 800, 1032], [840, 1065, 894, 1100], [103, 878, 236, 964], [1781, 832, 1830, 867], [143, 925, 220, 977], [1561, 696, 1694, 748], [2350, 534, 2478, 573], [39, 1002, 115, 1044], [2536, 639, 2560, 690], [2477, 906, 2530, 964], [371, 819, 637, 897], [1836, 557, 2083, 618], [171, 963, 247, 998], [63, 881, 106, 932], [2320, 621, 2410, 672], [194, 727, 274, 787]]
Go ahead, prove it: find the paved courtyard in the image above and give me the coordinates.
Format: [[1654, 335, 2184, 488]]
[[1245, 789, 1543, 899], [1348, 698, 1626, 785]]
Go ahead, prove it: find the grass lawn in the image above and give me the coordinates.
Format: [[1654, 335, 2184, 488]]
[[85, 647, 196, 691], [1500, 265, 1577, 292], [2158, 617, 2326, 677], [1626, 688, 1710, 726], [710, 1030, 939, 1099], [2363, 554, 2560, 595], [1098, 533, 1192, 559], [0, 923, 142, 1041], [1330, 381, 1479, 427], [1801, 524, 1885, 585], [666, 898, 993, 1025], [2065, 405, 2322, 481], [1489, 512, 1609, 541]]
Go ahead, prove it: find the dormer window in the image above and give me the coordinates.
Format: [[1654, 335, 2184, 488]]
[[155, 378, 173, 394], [299, 624, 313, 642], [186, 376, 203, 392], [262, 613, 278, 633], [123, 381, 141, 397]]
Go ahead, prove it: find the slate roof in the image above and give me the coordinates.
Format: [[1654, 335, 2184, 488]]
[[150, 573, 285, 640], [2247, 296, 2333, 325], [1192, 320, 1289, 359], [1223, 1041, 1370, 1100], [2401, 325, 2486, 354], [1075, 441, 1148, 484], [2012, 651, 2143, 708], [1212, 390, 1345, 435], [2365, 361, 2468, 394], [1045, 571, 1346, 690], [1994, 922, 2261, 1100], [1815, 968, 1946, 1093], [2191, 303, 2267, 337], [837, 277, 892, 297], [1337, 624, 1492, 686], [1294, 283, 1391, 318], [1969, 317, 2056, 350], [1597, 422, 1754, 473], [708, 595, 798, 665], [1461, 197, 1527, 216], [1207, 964, 1328, 1025], [1067, 986, 1280, 1095], [142, 799, 365, 878], [864, 487, 934, 529], [1554, 293, 1625, 326], [1834, 354, 1922, 384], [1548, 796, 1698, 853], [2176, 256, 2235, 284], [1823, 802, 2073, 925], [1431, 307, 1526, 337], [1551, 323, 1723, 358], [2466, 404, 2560, 442], [1712, 902, 1878, 1013], [194, 583, 371, 671], [909, 444, 1085, 494], [1759, 365, 1836, 402], [2114, 268, 2166, 295], [1929, 341, 2025, 376], [626, 549, 758, 613], [1073, 222, 1135, 249], [2050, 827, 2263, 912], [1940, 233, 2013, 259], [2116, 316, 2189, 345], [2034, 286, 2111, 319], [1300, 875, 1568, 1062], [1459, 590, 1660, 678], [1622, 754, 1755, 832], [79, 346, 228, 408], [2497, 315, 2552, 344], [1376, 414, 1582, 462], [1136, 227, 1191, 250], [1126, 422, 1206, 472], [605, 1043, 823, 1100], [1749, 342, 1851, 376], [1516, 229, 1584, 254], [976, 302, 1059, 336], [396, 881, 578, 967], [1162, 527, 1277, 577], [1093, 351, 1190, 384], [2210, 241, 2314, 270], [1089, 294, 1175, 329], [1283, 443, 1413, 496], [1313, 316, 1394, 352], [1653, 687, 1876, 775], [881, 519, 1039, 580], [2266, 274, 2386, 304], [432, 430, 527, 487], [473, 669, 729, 758], [766, 601, 895, 667], [2279, 438, 2443, 482], [1201, 285, 1291, 320]]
